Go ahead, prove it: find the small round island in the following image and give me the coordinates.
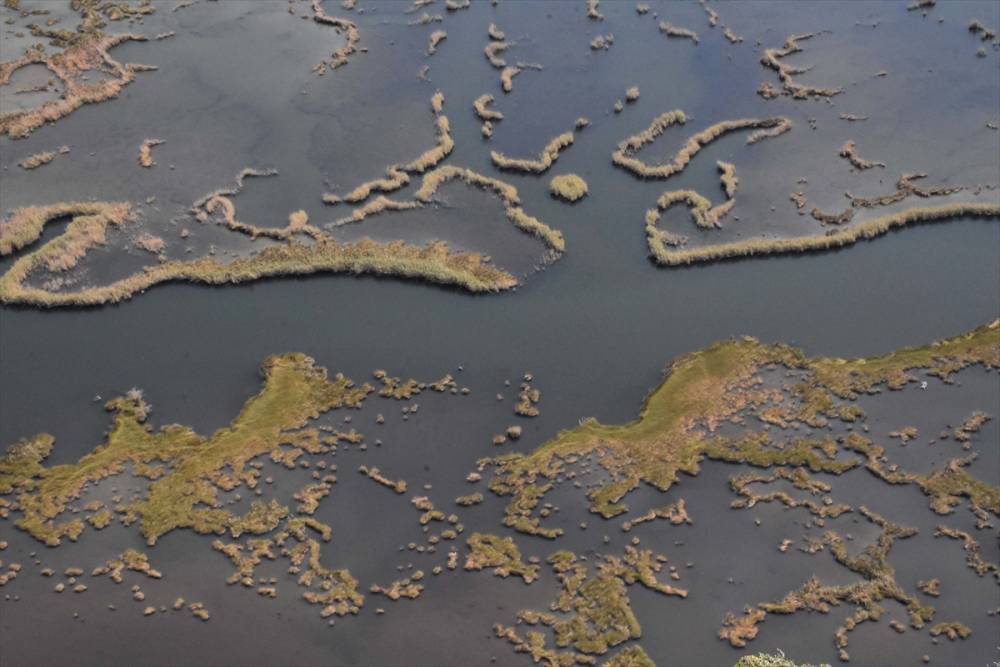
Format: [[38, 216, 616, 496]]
[[549, 174, 589, 202]]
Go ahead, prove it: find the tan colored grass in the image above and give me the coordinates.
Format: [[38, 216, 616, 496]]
[[839, 139, 885, 170], [500, 66, 521, 93], [549, 174, 589, 202], [426, 30, 447, 55], [613, 112, 791, 179], [659, 21, 699, 44], [648, 202, 1000, 266], [323, 92, 453, 205], [473, 94, 503, 121], [760, 33, 842, 100], [1, 32, 148, 139], [18, 151, 55, 170], [625, 86, 640, 102], [491, 131, 575, 173], [138, 138, 164, 168], [310, 0, 360, 69], [587, 0, 603, 21], [0, 202, 130, 257], [485, 41, 511, 68], [134, 234, 166, 254]]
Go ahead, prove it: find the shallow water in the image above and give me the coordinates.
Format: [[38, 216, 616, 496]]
[[1, 1, 999, 666]]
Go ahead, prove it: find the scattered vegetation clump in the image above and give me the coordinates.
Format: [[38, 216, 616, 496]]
[[968, 19, 997, 41], [92, 549, 163, 582], [735, 653, 829, 667], [134, 233, 166, 254], [625, 86, 640, 102], [549, 174, 589, 202], [491, 132, 575, 173], [934, 525, 999, 583], [18, 151, 56, 170], [426, 30, 447, 55], [839, 140, 885, 170], [929, 622, 971, 641], [659, 21, 699, 44], [464, 532, 538, 583], [591, 34, 614, 50], [138, 139, 164, 168], [612, 111, 791, 179], [359, 465, 407, 494], [370, 576, 423, 600], [455, 492, 484, 506], [759, 34, 842, 100], [500, 66, 521, 93], [720, 507, 936, 661], [621, 499, 690, 531], [488, 22, 505, 41], [729, 468, 852, 518], [587, 0, 604, 21]]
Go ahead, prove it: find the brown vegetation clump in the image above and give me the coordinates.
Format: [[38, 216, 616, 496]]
[[358, 465, 407, 494], [310, 0, 360, 70], [491, 132, 575, 173], [138, 139, 164, 168], [134, 234, 166, 255], [659, 21, 699, 44], [590, 34, 614, 50], [488, 22, 505, 41], [550, 174, 589, 202], [500, 66, 521, 93], [612, 111, 791, 179], [625, 86, 640, 102], [723, 27, 744, 44], [473, 94, 503, 121], [759, 33, 842, 100], [426, 30, 447, 55], [934, 525, 999, 582], [18, 151, 56, 170], [839, 140, 885, 170], [968, 19, 997, 41], [485, 41, 512, 68], [587, 0, 604, 21]]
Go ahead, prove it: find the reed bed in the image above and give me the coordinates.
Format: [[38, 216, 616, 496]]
[[500, 66, 521, 93], [426, 30, 447, 56], [587, 0, 603, 21], [839, 139, 885, 170], [649, 202, 1000, 266], [659, 21, 699, 44], [473, 94, 504, 121], [491, 131, 575, 173], [18, 151, 55, 170], [0, 202, 129, 257], [310, 0, 360, 69], [549, 174, 589, 202], [760, 33, 842, 100], [323, 92, 453, 205], [138, 139, 164, 168], [0, 231, 518, 307], [613, 112, 790, 179]]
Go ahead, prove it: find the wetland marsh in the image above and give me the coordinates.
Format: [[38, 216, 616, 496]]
[[1, 1, 998, 666]]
